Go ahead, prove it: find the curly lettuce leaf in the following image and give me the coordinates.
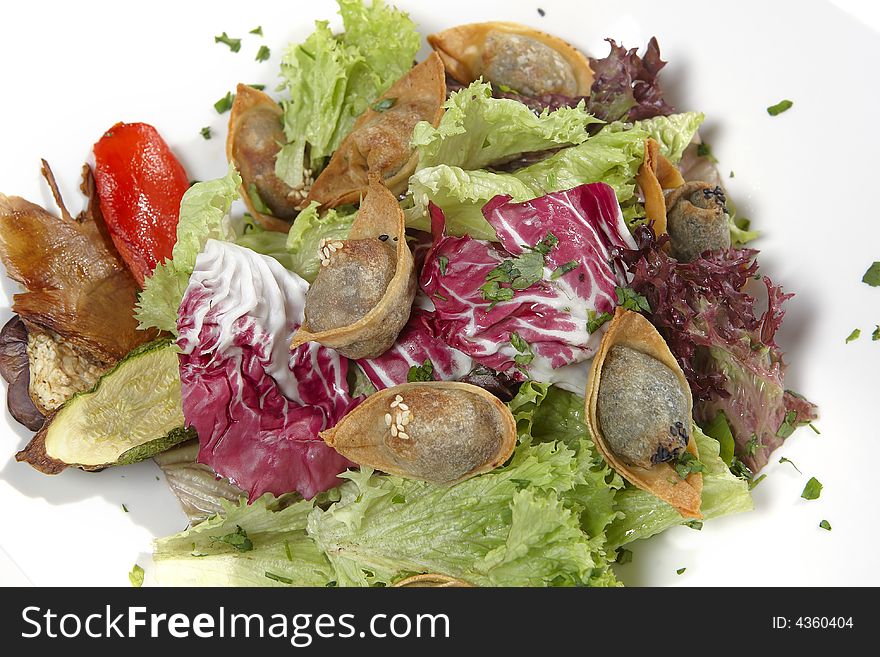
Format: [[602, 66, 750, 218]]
[[284, 201, 356, 283], [153, 495, 335, 587], [234, 221, 294, 271], [135, 165, 241, 333], [276, 1, 419, 187], [633, 112, 705, 163], [413, 81, 599, 171], [606, 425, 753, 549]]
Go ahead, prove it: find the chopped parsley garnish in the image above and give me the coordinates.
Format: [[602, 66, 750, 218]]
[[537, 8, 546, 17], [745, 434, 765, 456], [674, 451, 704, 480], [255, 45, 271, 62], [215, 525, 253, 552], [480, 237, 553, 306], [495, 83, 516, 93], [616, 548, 633, 564], [249, 83, 266, 91], [615, 286, 651, 313], [249, 26, 263, 36], [819, 519, 832, 531], [767, 99, 793, 116], [438, 255, 449, 276], [214, 32, 242, 53], [284, 540, 293, 562], [433, 291, 448, 302], [845, 328, 861, 343], [801, 476, 823, 500], [809, 423, 821, 435], [729, 171, 735, 178], [265, 571, 293, 584], [863, 262, 880, 286], [550, 259, 579, 280], [749, 474, 767, 490], [371, 97, 397, 112], [779, 456, 802, 474], [407, 359, 436, 383], [128, 564, 144, 588], [730, 457, 753, 482], [873, 325, 880, 341], [510, 332, 535, 367], [122, 504, 129, 513], [775, 410, 798, 439], [214, 91, 235, 114], [696, 142, 718, 163], [586, 310, 613, 334], [200, 126, 212, 140], [676, 567, 687, 575], [684, 520, 703, 531]]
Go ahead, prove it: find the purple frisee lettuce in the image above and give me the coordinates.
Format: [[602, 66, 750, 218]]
[[176, 240, 359, 501], [420, 183, 634, 386]]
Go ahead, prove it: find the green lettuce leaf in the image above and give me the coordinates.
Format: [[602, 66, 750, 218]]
[[153, 495, 335, 587], [606, 424, 753, 550], [276, 0, 419, 187], [136, 165, 241, 333], [632, 111, 705, 163], [285, 201, 357, 283], [413, 81, 599, 171], [234, 220, 294, 271]]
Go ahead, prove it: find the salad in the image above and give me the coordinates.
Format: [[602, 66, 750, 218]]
[[0, 0, 817, 587]]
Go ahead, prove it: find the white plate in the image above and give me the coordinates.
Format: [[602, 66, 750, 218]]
[[1, 0, 878, 587]]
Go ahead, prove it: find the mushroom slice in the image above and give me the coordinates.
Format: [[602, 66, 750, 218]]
[[393, 574, 473, 587], [291, 175, 416, 359], [428, 22, 593, 96], [321, 382, 516, 485], [227, 84, 305, 232], [585, 308, 703, 518], [306, 53, 446, 209]]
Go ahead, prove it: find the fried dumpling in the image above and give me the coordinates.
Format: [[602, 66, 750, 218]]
[[585, 308, 703, 518], [227, 84, 306, 232], [428, 22, 593, 96], [305, 53, 446, 209], [291, 174, 416, 359]]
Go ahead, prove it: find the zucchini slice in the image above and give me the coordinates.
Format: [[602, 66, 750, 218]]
[[16, 338, 193, 473]]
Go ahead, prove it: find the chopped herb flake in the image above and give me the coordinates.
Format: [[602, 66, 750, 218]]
[[697, 142, 718, 163], [214, 525, 253, 552], [371, 97, 397, 112], [676, 567, 687, 575], [863, 262, 880, 287], [819, 519, 831, 531], [128, 564, 144, 588], [407, 359, 436, 383], [284, 540, 293, 562], [845, 328, 861, 343], [438, 255, 449, 276], [265, 571, 293, 584], [551, 259, 579, 280], [873, 326, 880, 341], [200, 126, 212, 140], [433, 291, 448, 302], [615, 286, 651, 313], [214, 92, 235, 114], [779, 456, 802, 474], [214, 32, 241, 53], [510, 332, 535, 367], [249, 83, 266, 91], [729, 171, 735, 178], [255, 45, 271, 62], [749, 473, 767, 490], [674, 451, 704, 480], [684, 520, 703, 531], [586, 310, 613, 334], [537, 8, 546, 17], [775, 410, 798, 439], [249, 26, 263, 36], [809, 423, 821, 435], [122, 504, 129, 513], [767, 99, 793, 116], [616, 548, 633, 564], [531, 233, 558, 255], [801, 476, 823, 500], [730, 457, 753, 482], [745, 434, 765, 455]]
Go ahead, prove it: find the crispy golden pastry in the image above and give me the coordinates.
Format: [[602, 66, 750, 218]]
[[306, 53, 446, 209], [227, 83, 305, 232], [321, 382, 516, 485], [586, 308, 703, 518], [428, 22, 593, 96], [393, 574, 474, 587], [636, 137, 685, 236], [292, 175, 416, 359]]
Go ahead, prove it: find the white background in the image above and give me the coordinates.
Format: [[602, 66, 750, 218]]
[[0, 0, 878, 586]]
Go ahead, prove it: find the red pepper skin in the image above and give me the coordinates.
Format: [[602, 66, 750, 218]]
[[93, 122, 189, 286]]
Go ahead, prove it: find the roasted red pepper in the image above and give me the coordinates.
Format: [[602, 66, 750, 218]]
[[93, 122, 189, 286]]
